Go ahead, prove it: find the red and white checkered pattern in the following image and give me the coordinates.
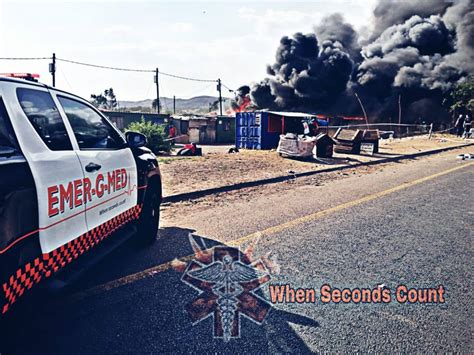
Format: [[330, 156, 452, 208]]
[[1, 205, 142, 314]]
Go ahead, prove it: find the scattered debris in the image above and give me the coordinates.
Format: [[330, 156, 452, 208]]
[[360, 142, 376, 156], [380, 131, 394, 139], [160, 137, 469, 197], [456, 153, 473, 160], [277, 133, 316, 159], [177, 143, 202, 156]]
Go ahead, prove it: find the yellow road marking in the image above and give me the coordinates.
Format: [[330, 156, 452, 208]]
[[69, 162, 473, 302], [229, 161, 473, 246]]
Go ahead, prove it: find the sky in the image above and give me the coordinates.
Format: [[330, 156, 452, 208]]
[[0, 0, 377, 103]]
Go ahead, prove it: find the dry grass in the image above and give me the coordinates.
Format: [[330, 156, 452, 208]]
[[159, 135, 470, 196]]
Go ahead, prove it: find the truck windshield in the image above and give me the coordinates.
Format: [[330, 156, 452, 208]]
[[0, 98, 17, 149]]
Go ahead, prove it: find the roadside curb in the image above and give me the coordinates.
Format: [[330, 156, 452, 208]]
[[162, 142, 473, 204]]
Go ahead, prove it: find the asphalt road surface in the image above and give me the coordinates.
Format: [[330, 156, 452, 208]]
[[0, 149, 473, 353]]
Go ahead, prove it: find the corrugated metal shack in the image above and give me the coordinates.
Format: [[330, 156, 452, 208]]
[[236, 111, 321, 150], [171, 115, 217, 144], [216, 116, 235, 144], [170, 115, 189, 143], [101, 110, 169, 130], [189, 116, 216, 144]]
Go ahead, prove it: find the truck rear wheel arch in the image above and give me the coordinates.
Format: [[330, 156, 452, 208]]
[[136, 175, 162, 244]]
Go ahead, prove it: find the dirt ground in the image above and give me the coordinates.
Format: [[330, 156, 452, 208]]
[[158, 134, 471, 197]]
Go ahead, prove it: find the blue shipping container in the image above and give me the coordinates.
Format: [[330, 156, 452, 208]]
[[235, 112, 283, 150]]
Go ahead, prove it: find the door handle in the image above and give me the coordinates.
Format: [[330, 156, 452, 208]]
[[85, 162, 102, 172]]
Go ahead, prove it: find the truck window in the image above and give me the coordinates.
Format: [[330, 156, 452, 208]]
[[57, 96, 126, 150], [17, 88, 73, 151], [0, 98, 17, 149]]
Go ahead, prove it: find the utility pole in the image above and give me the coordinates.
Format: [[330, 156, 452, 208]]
[[217, 78, 223, 116], [173, 95, 176, 114], [49, 53, 56, 87], [154, 68, 160, 114], [398, 94, 402, 139]]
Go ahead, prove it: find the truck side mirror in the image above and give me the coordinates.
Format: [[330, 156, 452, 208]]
[[125, 131, 147, 148]]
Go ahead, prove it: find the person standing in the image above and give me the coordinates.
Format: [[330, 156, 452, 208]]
[[463, 114, 471, 138], [168, 124, 176, 145], [455, 114, 464, 137]]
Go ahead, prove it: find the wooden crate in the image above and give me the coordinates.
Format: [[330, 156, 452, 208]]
[[362, 129, 380, 153], [333, 128, 363, 154], [315, 133, 335, 158]]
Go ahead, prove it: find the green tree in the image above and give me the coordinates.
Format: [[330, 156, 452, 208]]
[[90, 93, 107, 108], [127, 117, 171, 153], [445, 76, 474, 115], [91, 88, 118, 110], [209, 99, 219, 112]]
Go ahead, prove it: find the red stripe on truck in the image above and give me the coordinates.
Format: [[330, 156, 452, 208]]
[[1, 204, 142, 314], [0, 184, 147, 255]]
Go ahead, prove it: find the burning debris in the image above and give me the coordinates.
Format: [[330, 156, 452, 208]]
[[248, 0, 473, 124], [230, 85, 254, 112]]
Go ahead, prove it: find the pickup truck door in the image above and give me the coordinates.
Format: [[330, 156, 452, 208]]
[[54, 93, 138, 232], [2, 84, 88, 254]]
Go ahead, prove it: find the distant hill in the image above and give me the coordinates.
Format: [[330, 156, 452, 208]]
[[118, 95, 231, 114]]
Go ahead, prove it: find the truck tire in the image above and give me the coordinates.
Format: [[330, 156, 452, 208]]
[[137, 181, 161, 245]]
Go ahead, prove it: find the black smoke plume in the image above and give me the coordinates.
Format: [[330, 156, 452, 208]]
[[370, 0, 451, 40], [249, 0, 473, 123], [315, 13, 361, 61], [251, 32, 353, 111]]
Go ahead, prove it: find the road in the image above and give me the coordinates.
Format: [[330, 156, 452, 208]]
[[1, 148, 473, 353]]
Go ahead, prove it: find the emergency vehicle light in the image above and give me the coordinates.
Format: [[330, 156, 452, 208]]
[[0, 73, 40, 82]]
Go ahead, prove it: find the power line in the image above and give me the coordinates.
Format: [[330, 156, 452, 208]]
[[221, 82, 234, 92], [56, 57, 216, 82], [179, 82, 215, 98], [56, 58, 153, 73], [57, 63, 73, 91], [0, 57, 50, 60], [160, 71, 216, 83], [1, 55, 220, 86]]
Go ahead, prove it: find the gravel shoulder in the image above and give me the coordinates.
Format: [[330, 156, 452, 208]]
[[160, 146, 473, 241], [159, 135, 471, 197]]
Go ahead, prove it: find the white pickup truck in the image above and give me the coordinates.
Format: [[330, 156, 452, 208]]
[[0, 77, 162, 315]]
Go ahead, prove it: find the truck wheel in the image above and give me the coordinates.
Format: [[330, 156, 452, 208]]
[[138, 183, 161, 244]]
